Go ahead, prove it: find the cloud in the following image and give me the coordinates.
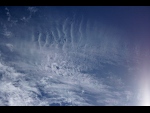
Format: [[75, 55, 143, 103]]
[[6, 44, 14, 52], [1, 25, 13, 38], [28, 7, 38, 13], [0, 6, 141, 106]]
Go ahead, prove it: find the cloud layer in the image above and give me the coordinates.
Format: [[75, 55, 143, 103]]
[[0, 6, 149, 106]]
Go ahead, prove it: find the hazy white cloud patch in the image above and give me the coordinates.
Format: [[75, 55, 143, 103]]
[[1, 25, 13, 38], [5, 44, 14, 52]]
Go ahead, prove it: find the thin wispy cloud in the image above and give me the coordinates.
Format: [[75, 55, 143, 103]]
[[0, 6, 149, 106]]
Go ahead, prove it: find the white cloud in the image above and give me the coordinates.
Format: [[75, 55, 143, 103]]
[[0, 7, 140, 106], [6, 44, 14, 52], [28, 7, 38, 13]]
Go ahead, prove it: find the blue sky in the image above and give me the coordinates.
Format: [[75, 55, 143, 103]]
[[0, 6, 150, 106]]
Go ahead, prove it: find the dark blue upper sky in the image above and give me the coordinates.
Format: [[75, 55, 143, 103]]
[[40, 6, 150, 42], [1, 6, 150, 31], [0, 6, 150, 47], [0, 6, 150, 60]]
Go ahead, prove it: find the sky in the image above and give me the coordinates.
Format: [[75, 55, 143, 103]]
[[0, 6, 150, 106]]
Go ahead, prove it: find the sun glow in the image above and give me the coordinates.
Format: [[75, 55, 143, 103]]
[[140, 82, 150, 106], [138, 69, 150, 106]]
